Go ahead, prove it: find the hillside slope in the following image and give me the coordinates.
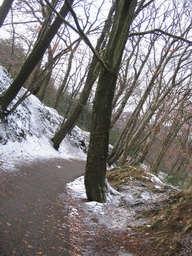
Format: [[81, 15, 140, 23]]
[[0, 66, 87, 172]]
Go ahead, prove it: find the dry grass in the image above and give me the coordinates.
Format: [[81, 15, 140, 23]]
[[107, 165, 152, 187], [145, 189, 192, 255]]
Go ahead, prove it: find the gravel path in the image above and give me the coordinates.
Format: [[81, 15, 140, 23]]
[[0, 158, 85, 256]]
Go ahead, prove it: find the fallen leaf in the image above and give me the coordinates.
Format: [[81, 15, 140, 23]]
[[28, 221, 33, 224], [4, 230, 9, 233]]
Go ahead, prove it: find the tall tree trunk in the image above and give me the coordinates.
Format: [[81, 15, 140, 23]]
[[0, 0, 14, 27], [0, 0, 74, 115], [51, 2, 115, 150], [85, 0, 137, 203]]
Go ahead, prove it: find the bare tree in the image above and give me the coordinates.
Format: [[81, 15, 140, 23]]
[[0, 0, 74, 115], [108, 0, 192, 166], [151, 95, 192, 174]]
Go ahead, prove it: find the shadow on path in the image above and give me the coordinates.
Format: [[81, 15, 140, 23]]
[[0, 158, 85, 256]]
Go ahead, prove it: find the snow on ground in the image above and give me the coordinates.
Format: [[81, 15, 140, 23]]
[[0, 134, 87, 172], [67, 176, 106, 215], [0, 66, 87, 173]]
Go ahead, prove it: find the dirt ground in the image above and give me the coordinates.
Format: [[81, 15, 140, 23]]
[[68, 178, 192, 256], [68, 191, 162, 256]]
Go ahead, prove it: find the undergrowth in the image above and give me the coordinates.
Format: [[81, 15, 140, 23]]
[[144, 189, 192, 255], [165, 172, 192, 190], [107, 165, 152, 187], [107, 165, 192, 255]]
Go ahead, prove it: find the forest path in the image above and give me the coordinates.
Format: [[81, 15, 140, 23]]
[[0, 158, 85, 256]]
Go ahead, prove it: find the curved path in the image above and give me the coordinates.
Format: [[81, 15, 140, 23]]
[[0, 158, 85, 256]]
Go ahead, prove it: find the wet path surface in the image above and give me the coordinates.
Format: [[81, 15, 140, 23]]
[[0, 158, 85, 255]]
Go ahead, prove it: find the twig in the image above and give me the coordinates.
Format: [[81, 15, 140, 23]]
[[44, 0, 112, 74]]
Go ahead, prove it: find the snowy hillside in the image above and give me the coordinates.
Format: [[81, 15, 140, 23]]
[[0, 66, 87, 172]]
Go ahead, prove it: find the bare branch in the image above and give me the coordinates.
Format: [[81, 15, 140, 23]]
[[44, 0, 111, 73], [129, 29, 192, 45]]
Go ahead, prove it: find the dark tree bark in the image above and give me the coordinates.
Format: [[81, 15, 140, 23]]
[[84, 0, 137, 203], [0, 0, 14, 28], [0, 0, 74, 115]]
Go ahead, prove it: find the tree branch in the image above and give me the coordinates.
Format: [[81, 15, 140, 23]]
[[129, 29, 192, 45], [44, 0, 111, 73]]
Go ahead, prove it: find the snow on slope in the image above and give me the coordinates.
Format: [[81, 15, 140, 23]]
[[0, 66, 87, 172]]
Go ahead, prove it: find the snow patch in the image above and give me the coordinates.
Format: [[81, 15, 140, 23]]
[[67, 176, 87, 200], [85, 201, 105, 215], [0, 66, 87, 172], [150, 174, 164, 185]]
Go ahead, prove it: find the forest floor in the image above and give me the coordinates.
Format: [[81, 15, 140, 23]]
[[68, 166, 192, 256]]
